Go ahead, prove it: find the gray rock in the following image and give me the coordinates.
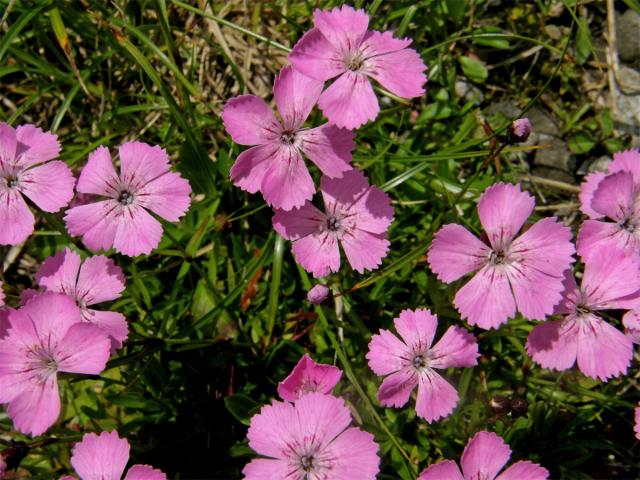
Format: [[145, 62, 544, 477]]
[[528, 107, 576, 184], [454, 80, 484, 103], [617, 9, 640, 65]]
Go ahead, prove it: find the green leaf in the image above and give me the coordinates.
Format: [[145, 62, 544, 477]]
[[224, 393, 260, 426], [472, 27, 511, 49], [568, 131, 595, 154], [458, 56, 488, 83], [445, 0, 466, 21]]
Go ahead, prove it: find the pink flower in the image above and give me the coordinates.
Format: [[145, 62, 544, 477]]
[[635, 403, 640, 441], [222, 66, 355, 211], [427, 183, 575, 329], [277, 353, 342, 401], [366, 309, 478, 423], [418, 431, 549, 480], [243, 392, 379, 479], [307, 284, 331, 304], [289, 5, 427, 129], [273, 169, 393, 277], [67, 431, 167, 480], [509, 118, 532, 143], [64, 142, 191, 257], [0, 292, 110, 436], [0, 309, 9, 339], [526, 248, 640, 381], [36, 248, 128, 351], [0, 122, 75, 245], [623, 310, 640, 344]]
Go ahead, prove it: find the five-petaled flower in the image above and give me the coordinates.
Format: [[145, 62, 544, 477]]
[[418, 431, 549, 480], [243, 392, 380, 479], [62, 430, 167, 480], [0, 122, 75, 245], [277, 353, 342, 401], [366, 308, 478, 422], [0, 292, 110, 436], [64, 141, 192, 257], [222, 66, 355, 211], [35, 248, 128, 352], [273, 169, 394, 277], [428, 183, 575, 329], [289, 5, 427, 129], [526, 248, 640, 381]]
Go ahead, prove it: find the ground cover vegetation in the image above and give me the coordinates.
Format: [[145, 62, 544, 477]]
[[0, 0, 639, 478]]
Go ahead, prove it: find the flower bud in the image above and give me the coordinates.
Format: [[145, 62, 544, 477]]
[[508, 118, 532, 143], [307, 285, 331, 305]]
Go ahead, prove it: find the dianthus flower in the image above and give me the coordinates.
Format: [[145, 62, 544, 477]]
[[307, 284, 331, 305], [0, 122, 74, 245], [526, 248, 640, 381], [0, 293, 110, 436], [289, 5, 427, 129], [64, 141, 191, 256], [623, 310, 640, 344], [578, 150, 640, 260], [273, 169, 393, 277], [427, 183, 574, 329], [0, 309, 8, 339], [277, 353, 342, 401], [36, 248, 128, 351], [62, 431, 167, 480], [222, 66, 355, 211], [243, 392, 379, 479], [366, 309, 478, 422], [418, 431, 549, 480]]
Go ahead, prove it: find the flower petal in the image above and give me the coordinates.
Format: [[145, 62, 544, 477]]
[[291, 230, 341, 278], [318, 71, 380, 130], [19, 160, 75, 212], [579, 171, 606, 219], [112, 205, 164, 257], [364, 47, 427, 98], [415, 370, 459, 423], [14, 124, 60, 168], [496, 461, 550, 480], [477, 183, 535, 250], [577, 219, 638, 261], [623, 310, 640, 344], [527, 317, 580, 373], [230, 144, 277, 195], [576, 313, 632, 381], [242, 459, 290, 480], [360, 30, 412, 57], [298, 124, 354, 178], [454, 265, 516, 330], [8, 376, 60, 436], [77, 255, 125, 305], [222, 95, 280, 146], [118, 141, 171, 188], [288, 28, 346, 82], [313, 5, 369, 54], [277, 354, 342, 401], [428, 224, 490, 283], [341, 230, 389, 274], [76, 146, 119, 197], [0, 122, 17, 164], [260, 146, 315, 211], [581, 247, 640, 310], [0, 190, 34, 245], [461, 431, 511, 480], [430, 326, 479, 369], [85, 310, 129, 352], [394, 308, 438, 351], [136, 171, 192, 222], [366, 329, 410, 376], [418, 460, 465, 480], [590, 171, 635, 221], [64, 200, 120, 253], [322, 427, 380, 480], [56, 323, 110, 374], [273, 66, 323, 130], [71, 431, 130, 480], [377, 367, 417, 408], [272, 201, 326, 241], [36, 248, 82, 295], [609, 148, 640, 182], [124, 465, 167, 480]]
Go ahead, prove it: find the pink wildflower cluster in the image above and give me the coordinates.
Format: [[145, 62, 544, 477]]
[[223, 4, 427, 278], [244, 354, 380, 479]]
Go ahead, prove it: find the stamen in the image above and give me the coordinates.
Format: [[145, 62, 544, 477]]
[[300, 455, 314, 472], [413, 354, 427, 370], [118, 190, 134, 206], [489, 250, 507, 265], [346, 52, 365, 71], [327, 217, 341, 232], [6, 176, 18, 189], [281, 130, 297, 145]]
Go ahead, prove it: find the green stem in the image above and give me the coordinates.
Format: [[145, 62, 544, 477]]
[[265, 234, 285, 347]]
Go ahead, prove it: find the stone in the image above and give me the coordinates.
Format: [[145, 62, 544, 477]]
[[617, 9, 640, 66]]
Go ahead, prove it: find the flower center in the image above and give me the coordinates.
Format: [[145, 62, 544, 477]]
[[413, 354, 428, 370], [489, 250, 508, 265], [345, 52, 365, 71], [300, 455, 314, 472], [327, 217, 341, 232], [5, 176, 19, 189], [620, 217, 637, 233], [280, 130, 297, 145], [118, 190, 134, 206]]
